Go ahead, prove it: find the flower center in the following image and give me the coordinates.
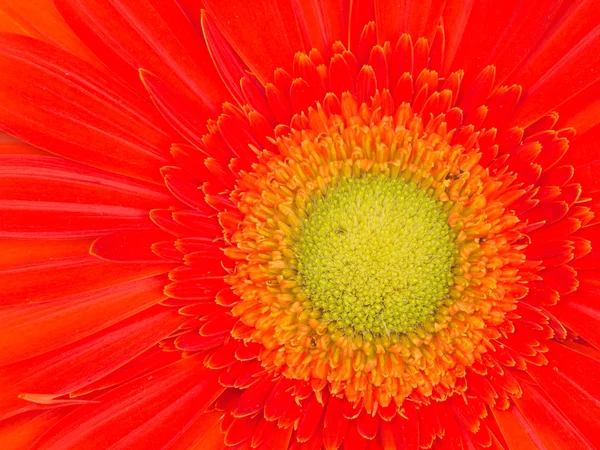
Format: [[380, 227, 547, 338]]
[[295, 175, 455, 335]]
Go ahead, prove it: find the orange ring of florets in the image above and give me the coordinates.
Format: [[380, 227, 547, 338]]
[[223, 95, 535, 411]]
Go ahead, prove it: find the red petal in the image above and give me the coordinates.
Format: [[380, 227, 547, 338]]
[[266, 83, 293, 123], [0, 238, 92, 270], [0, 156, 171, 210], [166, 410, 225, 450], [264, 377, 299, 423], [150, 209, 196, 238], [520, 200, 568, 226], [357, 65, 377, 104], [356, 409, 379, 439], [70, 346, 181, 397], [390, 34, 413, 86], [357, 22, 377, 66], [449, 0, 560, 87], [323, 396, 350, 450], [0, 409, 70, 450], [0, 133, 48, 156], [216, 111, 261, 162], [90, 229, 176, 262], [230, 374, 274, 416], [551, 271, 600, 348], [171, 145, 230, 187], [512, 381, 594, 449], [296, 394, 326, 442], [330, 53, 357, 97], [556, 78, 600, 134], [0, 256, 172, 306], [390, 402, 419, 449], [375, 0, 444, 44], [175, 332, 226, 352], [492, 403, 547, 450], [527, 341, 600, 448], [164, 276, 226, 301], [343, 421, 369, 450], [53, 0, 229, 113], [162, 167, 212, 213], [348, 0, 374, 53], [0, 305, 182, 419], [440, 0, 476, 75], [510, 2, 600, 126], [0, 275, 167, 365], [369, 46, 389, 89], [33, 353, 225, 449], [0, 34, 174, 184], [257, 422, 293, 449], [412, 38, 429, 78], [0, 200, 156, 239], [140, 70, 211, 146], [458, 65, 495, 113], [172, 210, 221, 235], [203, 0, 304, 84], [201, 10, 247, 105], [292, 0, 349, 57], [0, 0, 99, 65], [225, 415, 259, 446], [241, 76, 275, 123], [429, 26, 445, 72]]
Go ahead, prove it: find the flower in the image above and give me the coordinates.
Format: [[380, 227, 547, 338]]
[[0, 0, 599, 448]]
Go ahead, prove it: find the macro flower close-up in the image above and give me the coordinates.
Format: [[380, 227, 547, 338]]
[[1, 0, 599, 448]]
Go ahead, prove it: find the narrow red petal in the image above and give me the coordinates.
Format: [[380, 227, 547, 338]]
[[32, 353, 225, 449], [510, 2, 600, 126], [551, 271, 600, 348], [0, 156, 171, 210], [201, 10, 247, 105], [0, 410, 70, 450], [348, 0, 374, 53], [203, 0, 304, 84], [90, 229, 176, 262], [512, 381, 594, 449], [0, 200, 156, 239], [0, 306, 183, 420], [0, 35, 173, 184], [140, 70, 211, 146], [323, 396, 350, 450], [0, 275, 167, 365], [0, 256, 172, 306], [53, 0, 230, 112], [0, 0, 99, 66]]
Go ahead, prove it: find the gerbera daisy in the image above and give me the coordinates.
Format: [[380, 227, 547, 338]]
[[1, 0, 599, 448]]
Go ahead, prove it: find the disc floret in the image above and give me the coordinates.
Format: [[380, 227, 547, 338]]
[[296, 175, 455, 335]]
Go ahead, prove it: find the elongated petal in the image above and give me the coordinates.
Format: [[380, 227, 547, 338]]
[[53, 0, 230, 113], [0, 306, 183, 419], [0, 156, 172, 209], [510, 1, 600, 126], [33, 353, 225, 449], [0, 201, 155, 239], [0, 256, 172, 305], [203, 0, 304, 83], [0, 34, 175, 184], [0, 275, 168, 364], [0, 0, 98, 65]]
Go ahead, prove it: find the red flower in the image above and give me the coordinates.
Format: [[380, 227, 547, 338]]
[[1, 1, 599, 449]]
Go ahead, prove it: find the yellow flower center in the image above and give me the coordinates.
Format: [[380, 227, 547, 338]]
[[296, 175, 455, 335]]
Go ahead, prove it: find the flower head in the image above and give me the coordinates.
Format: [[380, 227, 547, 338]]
[[0, 1, 599, 449]]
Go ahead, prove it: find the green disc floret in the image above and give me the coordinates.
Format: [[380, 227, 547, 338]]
[[295, 175, 455, 335]]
